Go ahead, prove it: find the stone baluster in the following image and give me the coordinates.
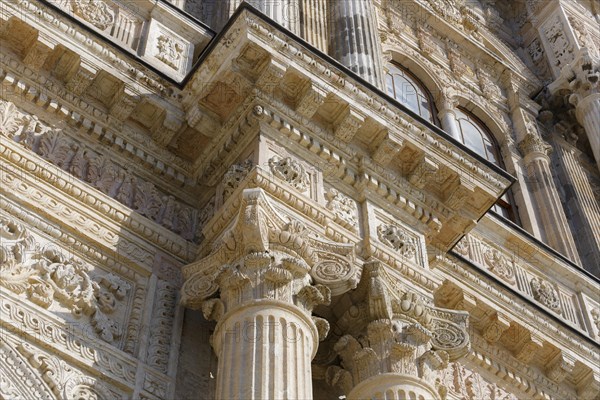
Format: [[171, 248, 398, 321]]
[[181, 188, 357, 400], [328, 0, 384, 87], [326, 262, 470, 400]]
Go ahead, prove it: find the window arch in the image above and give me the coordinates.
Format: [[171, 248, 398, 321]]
[[454, 108, 517, 221], [385, 63, 439, 126]]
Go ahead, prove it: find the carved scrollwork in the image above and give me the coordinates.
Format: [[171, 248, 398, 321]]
[[268, 156, 310, 192], [530, 277, 561, 313], [72, 0, 116, 31], [377, 224, 417, 258], [0, 100, 198, 241], [325, 188, 358, 231], [0, 216, 130, 343], [156, 35, 184, 70], [311, 253, 357, 297]]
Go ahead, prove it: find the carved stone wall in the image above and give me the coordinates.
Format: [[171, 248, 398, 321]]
[[0, 0, 598, 399]]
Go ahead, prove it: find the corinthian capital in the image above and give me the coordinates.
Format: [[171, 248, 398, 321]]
[[326, 261, 470, 400], [518, 133, 553, 158], [180, 188, 358, 318]]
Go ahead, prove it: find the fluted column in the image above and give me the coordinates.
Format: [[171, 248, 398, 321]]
[[181, 189, 357, 400], [207, 252, 326, 400], [549, 49, 599, 171], [326, 262, 470, 400], [300, 0, 328, 52], [573, 93, 600, 172], [328, 0, 384, 87], [518, 134, 581, 264], [214, 0, 301, 33]]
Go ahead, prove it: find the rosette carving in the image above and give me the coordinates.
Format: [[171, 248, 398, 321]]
[[483, 248, 515, 284], [530, 277, 561, 313]]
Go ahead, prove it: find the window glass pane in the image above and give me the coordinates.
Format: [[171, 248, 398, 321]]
[[460, 120, 486, 156], [386, 63, 436, 124]]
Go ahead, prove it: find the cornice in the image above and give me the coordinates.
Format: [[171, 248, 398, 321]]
[[434, 255, 600, 362]]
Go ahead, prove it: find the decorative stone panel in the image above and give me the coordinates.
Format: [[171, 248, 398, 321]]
[[0, 213, 134, 345], [143, 19, 194, 78]]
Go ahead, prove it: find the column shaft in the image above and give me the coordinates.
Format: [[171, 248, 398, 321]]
[[575, 94, 600, 172], [213, 302, 317, 400], [328, 0, 384, 87], [524, 153, 581, 264], [438, 108, 461, 141], [300, 0, 328, 52], [348, 374, 440, 400]]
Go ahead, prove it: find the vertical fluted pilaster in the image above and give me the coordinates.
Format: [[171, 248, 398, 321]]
[[519, 135, 581, 264], [328, 0, 384, 87], [300, 0, 328, 52], [554, 141, 600, 274], [212, 0, 301, 33]]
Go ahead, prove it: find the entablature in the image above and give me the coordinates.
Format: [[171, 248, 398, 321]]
[[180, 7, 514, 252], [433, 255, 600, 400]]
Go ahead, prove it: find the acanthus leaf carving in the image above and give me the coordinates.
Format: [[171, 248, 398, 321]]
[[377, 223, 417, 259], [72, 0, 116, 31], [325, 188, 358, 231], [0, 100, 199, 242], [483, 248, 515, 284]]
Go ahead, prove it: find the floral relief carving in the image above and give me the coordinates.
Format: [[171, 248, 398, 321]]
[[483, 248, 515, 284], [325, 188, 358, 231], [222, 160, 254, 201], [0, 215, 130, 343], [268, 156, 310, 192], [156, 34, 184, 70], [377, 223, 417, 258], [530, 277, 561, 313], [72, 0, 116, 31], [0, 100, 198, 241]]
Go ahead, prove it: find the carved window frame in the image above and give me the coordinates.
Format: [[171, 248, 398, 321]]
[[385, 62, 440, 127]]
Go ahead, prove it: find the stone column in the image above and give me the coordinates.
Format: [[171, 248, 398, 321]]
[[326, 262, 470, 400], [214, 1, 301, 34], [436, 92, 461, 141], [572, 93, 600, 172], [207, 253, 327, 400], [549, 49, 600, 171], [181, 188, 357, 400], [328, 0, 384, 87], [518, 134, 581, 264], [300, 0, 328, 52]]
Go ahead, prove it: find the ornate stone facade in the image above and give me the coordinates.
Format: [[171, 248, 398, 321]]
[[0, 0, 598, 399]]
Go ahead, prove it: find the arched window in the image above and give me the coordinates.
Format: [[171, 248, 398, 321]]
[[454, 108, 516, 221], [386, 63, 439, 126]]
